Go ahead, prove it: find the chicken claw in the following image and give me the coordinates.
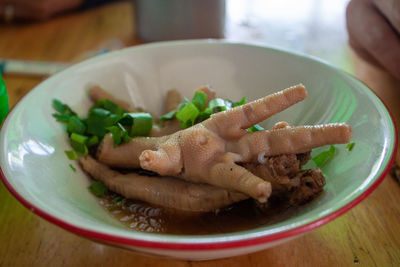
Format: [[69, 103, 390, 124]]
[[97, 84, 352, 203]]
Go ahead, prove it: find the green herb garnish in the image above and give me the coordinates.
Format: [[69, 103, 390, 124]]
[[70, 133, 88, 154], [52, 99, 77, 119], [232, 96, 246, 107], [86, 108, 120, 137], [208, 98, 228, 112], [88, 181, 108, 197], [247, 124, 265, 132], [176, 102, 200, 127], [312, 145, 336, 167], [159, 92, 253, 129], [64, 150, 78, 160], [108, 196, 127, 211], [53, 98, 155, 156], [160, 110, 176, 121], [67, 116, 86, 135], [346, 142, 355, 151], [125, 113, 153, 137], [191, 91, 207, 111], [91, 99, 125, 116], [69, 164, 77, 172], [86, 135, 99, 147]]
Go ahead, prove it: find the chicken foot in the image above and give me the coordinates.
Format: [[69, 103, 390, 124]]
[[80, 155, 248, 212], [97, 84, 352, 203], [138, 84, 310, 202]]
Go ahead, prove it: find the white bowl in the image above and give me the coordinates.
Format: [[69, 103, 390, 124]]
[[0, 40, 396, 260]]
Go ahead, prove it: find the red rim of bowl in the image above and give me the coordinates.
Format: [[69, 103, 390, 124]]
[[0, 79, 397, 252]]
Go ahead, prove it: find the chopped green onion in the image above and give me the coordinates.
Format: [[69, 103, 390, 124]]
[[106, 123, 131, 146], [233, 97, 246, 107], [209, 98, 227, 112], [70, 133, 88, 154], [312, 145, 336, 167], [52, 99, 77, 117], [192, 91, 208, 111], [52, 113, 71, 122], [106, 125, 122, 146], [67, 116, 86, 135], [116, 123, 131, 143], [64, 150, 78, 160], [176, 102, 199, 127], [160, 110, 176, 121], [108, 197, 127, 211], [88, 181, 108, 197], [158, 93, 247, 126], [52, 99, 79, 123], [92, 99, 125, 116], [87, 108, 120, 137], [87, 136, 99, 147], [346, 142, 355, 151], [247, 124, 265, 132], [120, 112, 153, 137], [69, 164, 77, 172], [160, 102, 186, 121], [197, 107, 213, 122], [123, 133, 132, 143]]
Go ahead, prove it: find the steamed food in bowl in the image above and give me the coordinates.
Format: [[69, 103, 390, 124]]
[[53, 83, 352, 234]]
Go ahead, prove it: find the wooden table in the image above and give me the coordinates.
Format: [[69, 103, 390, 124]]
[[1, 2, 399, 266]]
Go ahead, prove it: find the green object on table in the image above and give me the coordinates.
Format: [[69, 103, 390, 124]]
[[0, 71, 9, 125]]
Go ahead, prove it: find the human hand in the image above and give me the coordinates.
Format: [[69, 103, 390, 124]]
[[0, 0, 83, 22], [346, 0, 400, 79]]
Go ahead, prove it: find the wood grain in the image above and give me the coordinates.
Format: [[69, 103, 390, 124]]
[[1, 2, 400, 266]]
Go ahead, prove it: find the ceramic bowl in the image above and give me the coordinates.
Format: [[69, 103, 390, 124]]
[[0, 40, 396, 260]]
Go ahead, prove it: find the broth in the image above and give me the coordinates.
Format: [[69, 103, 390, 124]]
[[98, 193, 303, 235]]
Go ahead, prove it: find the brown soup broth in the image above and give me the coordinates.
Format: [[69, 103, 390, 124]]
[[97, 193, 304, 235]]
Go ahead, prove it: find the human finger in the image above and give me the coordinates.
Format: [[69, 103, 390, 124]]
[[346, 0, 400, 79]]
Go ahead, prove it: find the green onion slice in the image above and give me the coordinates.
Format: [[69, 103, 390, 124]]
[[67, 116, 86, 135], [69, 164, 77, 172], [106, 126, 122, 146], [192, 91, 208, 111], [87, 108, 120, 137], [247, 124, 265, 132], [197, 107, 213, 122], [87, 136, 99, 147], [160, 110, 176, 121], [91, 99, 125, 116], [52, 99, 77, 117], [52, 113, 71, 122], [312, 145, 336, 167], [346, 142, 355, 151], [176, 102, 199, 127], [70, 133, 88, 154], [233, 97, 246, 107], [121, 112, 153, 137], [208, 98, 227, 112], [64, 150, 78, 160], [88, 181, 108, 197]]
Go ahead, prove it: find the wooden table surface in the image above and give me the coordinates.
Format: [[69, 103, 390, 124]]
[[1, 2, 399, 266]]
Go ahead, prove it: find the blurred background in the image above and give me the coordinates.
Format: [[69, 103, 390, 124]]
[[0, 0, 355, 106], [0, 1, 351, 72], [226, 0, 351, 70]]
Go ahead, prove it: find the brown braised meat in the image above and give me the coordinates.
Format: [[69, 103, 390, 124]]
[[243, 152, 325, 207]]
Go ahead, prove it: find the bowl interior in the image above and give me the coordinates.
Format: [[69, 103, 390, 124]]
[[0, 41, 395, 244]]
